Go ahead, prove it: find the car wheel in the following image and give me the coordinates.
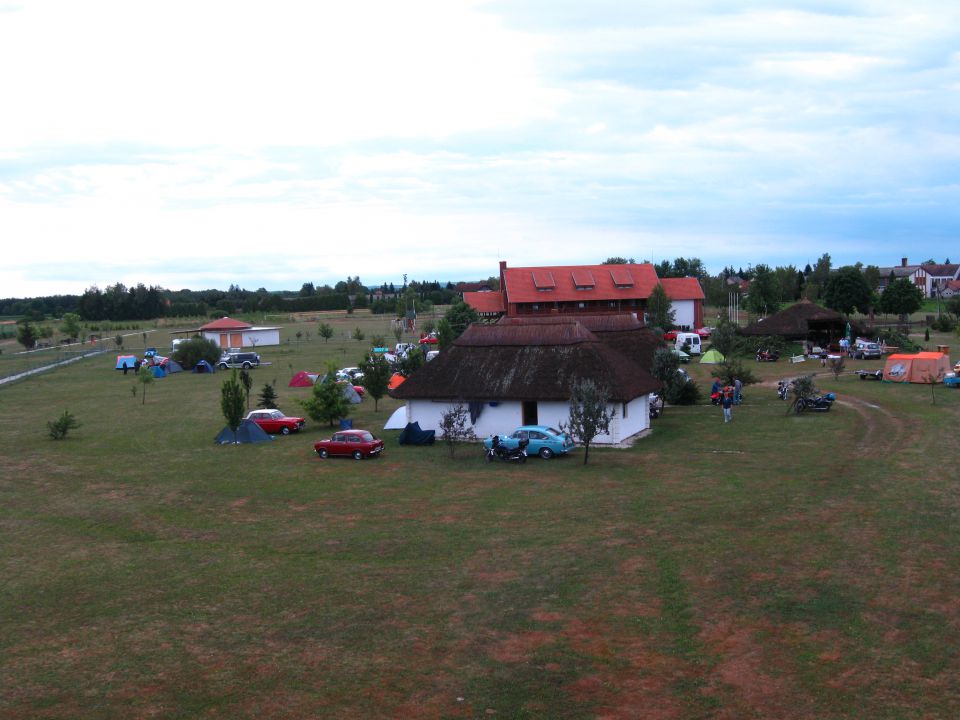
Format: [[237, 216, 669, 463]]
[[317, 448, 328, 458], [280, 426, 290, 435], [539, 447, 554, 459], [353, 450, 363, 460], [242, 362, 251, 369], [218, 363, 228, 370]]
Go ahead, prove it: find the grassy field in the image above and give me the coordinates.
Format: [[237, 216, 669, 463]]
[[2, 312, 960, 718]]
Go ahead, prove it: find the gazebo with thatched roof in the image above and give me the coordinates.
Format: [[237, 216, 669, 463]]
[[740, 299, 865, 344]]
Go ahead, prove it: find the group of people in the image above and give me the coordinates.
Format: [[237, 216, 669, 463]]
[[711, 377, 742, 423]]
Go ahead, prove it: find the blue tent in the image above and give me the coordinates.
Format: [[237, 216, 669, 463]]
[[150, 365, 166, 378], [214, 419, 273, 445], [193, 359, 215, 373], [116, 354, 137, 369]]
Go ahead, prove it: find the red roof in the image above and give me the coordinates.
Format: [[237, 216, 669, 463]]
[[463, 291, 505, 315], [659, 277, 705, 301], [200, 316, 253, 331], [503, 263, 660, 303]]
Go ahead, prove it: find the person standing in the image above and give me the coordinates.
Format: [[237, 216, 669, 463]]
[[734, 377, 743, 405], [722, 388, 733, 423]]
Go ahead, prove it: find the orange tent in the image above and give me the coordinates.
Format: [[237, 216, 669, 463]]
[[387, 372, 406, 390], [882, 352, 951, 383]]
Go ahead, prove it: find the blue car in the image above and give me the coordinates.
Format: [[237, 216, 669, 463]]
[[483, 425, 575, 459]]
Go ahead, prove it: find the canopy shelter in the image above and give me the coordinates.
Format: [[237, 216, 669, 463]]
[[740, 299, 865, 346], [116, 354, 137, 370]]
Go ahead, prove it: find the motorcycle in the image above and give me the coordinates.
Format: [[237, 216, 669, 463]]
[[777, 379, 792, 400], [486, 435, 529, 463], [649, 392, 663, 419], [756, 349, 780, 362], [795, 393, 836, 413]]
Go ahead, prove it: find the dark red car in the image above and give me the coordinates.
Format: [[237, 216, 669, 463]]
[[244, 409, 305, 435], [314, 430, 384, 460]]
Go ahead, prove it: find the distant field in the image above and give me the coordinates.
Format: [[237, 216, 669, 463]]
[[1, 315, 960, 718]]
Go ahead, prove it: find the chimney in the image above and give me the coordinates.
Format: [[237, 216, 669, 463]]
[[901, 257, 908, 267]]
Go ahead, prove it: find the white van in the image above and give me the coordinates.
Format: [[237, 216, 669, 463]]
[[674, 332, 702, 355]]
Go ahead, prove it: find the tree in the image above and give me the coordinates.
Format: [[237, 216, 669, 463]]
[[137, 365, 154, 405], [257, 383, 279, 409], [708, 318, 739, 357], [651, 346, 687, 408], [47, 410, 80, 440], [220, 370, 246, 439], [879, 278, 924, 319], [352, 327, 365, 342], [646, 283, 675, 331], [745, 264, 780, 316], [16, 320, 37, 350], [115, 334, 124, 350], [358, 353, 391, 411], [299, 282, 316, 297], [823, 266, 873, 315], [561, 378, 614, 465], [301, 364, 351, 427], [437, 403, 477, 458], [437, 301, 479, 348], [603, 256, 634, 264], [60, 313, 82, 341], [318, 322, 334, 342], [395, 346, 425, 377], [239, 369, 253, 409], [172, 337, 220, 370]]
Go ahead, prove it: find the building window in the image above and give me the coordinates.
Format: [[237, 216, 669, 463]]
[[531, 303, 539, 311], [622, 402, 628, 419], [578, 302, 586, 309]]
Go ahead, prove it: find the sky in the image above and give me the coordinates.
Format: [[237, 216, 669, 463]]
[[1, 0, 958, 298]]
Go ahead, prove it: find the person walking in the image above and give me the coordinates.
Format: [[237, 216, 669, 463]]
[[721, 386, 733, 423], [734, 377, 743, 405]]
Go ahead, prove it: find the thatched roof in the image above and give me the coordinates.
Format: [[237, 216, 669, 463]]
[[392, 321, 660, 402], [740, 299, 865, 338]]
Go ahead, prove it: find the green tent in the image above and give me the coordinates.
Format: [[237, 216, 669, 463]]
[[700, 348, 726, 364]]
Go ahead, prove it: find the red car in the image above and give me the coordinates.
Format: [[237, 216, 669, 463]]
[[244, 409, 305, 435], [314, 429, 384, 460]]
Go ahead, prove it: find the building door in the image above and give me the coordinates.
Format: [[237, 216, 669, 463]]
[[522, 401, 538, 426], [230, 333, 243, 348], [219, 333, 228, 348]]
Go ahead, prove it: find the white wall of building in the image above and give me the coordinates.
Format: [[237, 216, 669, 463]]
[[404, 395, 650, 446], [201, 328, 280, 349], [671, 300, 696, 330]]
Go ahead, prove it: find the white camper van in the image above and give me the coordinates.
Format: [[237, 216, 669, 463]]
[[674, 332, 702, 355]]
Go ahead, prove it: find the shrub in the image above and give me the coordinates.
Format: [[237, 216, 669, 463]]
[[47, 410, 80, 440], [714, 358, 758, 387], [668, 379, 701, 405], [931, 315, 956, 332]]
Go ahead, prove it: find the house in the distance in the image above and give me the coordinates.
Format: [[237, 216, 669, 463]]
[[463, 261, 705, 329], [190, 316, 281, 350], [877, 258, 930, 296]]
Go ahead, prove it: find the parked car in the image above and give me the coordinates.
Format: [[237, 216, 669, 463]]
[[218, 351, 261, 369], [337, 367, 364, 382], [853, 342, 882, 360], [314, 430, 384, 460], [483, 425, 575, 459], [244, 409, 305, 435]]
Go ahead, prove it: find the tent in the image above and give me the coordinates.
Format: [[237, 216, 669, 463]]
[[289, 371, 319, 387], [883, 352, 951, 383], [341, 383, 362, 404], [388, 373, 407, 390], [700, 348, 726, 364], [150, 365, 167, 378], [193, 359, 215, 373], [163, 359, 184, 373], [214, 419, 273, 445], [384, 406, 407, 430], [116, 354, 137, 369], [398, 421, 435, 445]]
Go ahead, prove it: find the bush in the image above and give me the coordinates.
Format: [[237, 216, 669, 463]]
[[173, 336, 221, 370], [714, 358, 758, 387], [668, 379, 702, 405], [931, 315, 957, 332], [877, 329, 919, 352], [47, 410, 80, 440]]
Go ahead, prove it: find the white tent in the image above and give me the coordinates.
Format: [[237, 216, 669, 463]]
[[384, 406, 408, 430]]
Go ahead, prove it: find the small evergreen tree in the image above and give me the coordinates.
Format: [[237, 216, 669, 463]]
[[60, 313, 82, 342], [16, 321, 37, 350], [646, 283, 676, 331], [352, 327, 365, 342], [220, 370, 246, 441], [257, 383, 279, 409], [239, 369, 253, 409], [437, 403, 477, 458], [47, 410, 80, 440], [651, 347, 681, 412], [561, 378, 614, 465]]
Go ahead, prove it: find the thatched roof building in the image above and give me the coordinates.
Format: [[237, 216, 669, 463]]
[[740, 299, 865, 340], [392, 319, 660, 402]]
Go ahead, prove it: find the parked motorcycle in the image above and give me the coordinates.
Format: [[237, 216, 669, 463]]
[[795, 393, 836, 413], [756, 348, 780, 362], [649, 393, 663, 419], [486, 435, 529, 463], [777, 379, 790, 400]]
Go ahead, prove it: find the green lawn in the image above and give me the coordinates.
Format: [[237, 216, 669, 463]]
[[1, 315, 959, 718]]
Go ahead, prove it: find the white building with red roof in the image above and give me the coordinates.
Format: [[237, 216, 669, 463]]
[[463, 261, 704, 329], [197, 316, 281, 350]]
